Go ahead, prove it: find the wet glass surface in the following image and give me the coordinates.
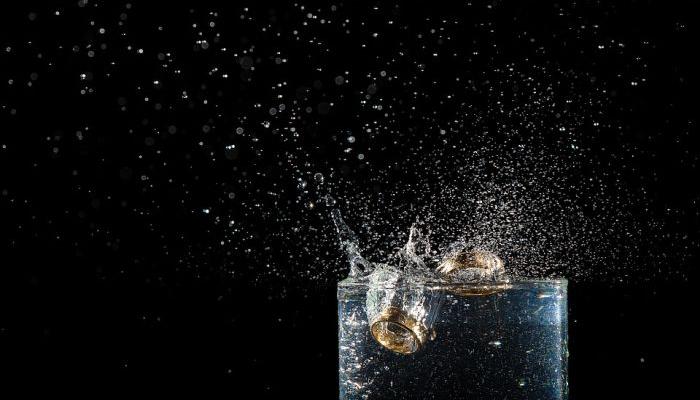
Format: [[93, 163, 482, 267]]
[[338, 279, 568, 399]]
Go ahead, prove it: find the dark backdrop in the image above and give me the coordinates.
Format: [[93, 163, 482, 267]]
[[1, 0, 698, 398]]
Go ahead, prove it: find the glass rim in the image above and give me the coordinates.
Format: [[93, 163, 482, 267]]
[[338, 277, 567, 290]]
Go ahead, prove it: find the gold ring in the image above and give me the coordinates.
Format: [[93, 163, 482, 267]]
[[370, 306, 431, 354]]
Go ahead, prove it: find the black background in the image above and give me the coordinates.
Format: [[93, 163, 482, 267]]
[[1, 0, 698, 398]]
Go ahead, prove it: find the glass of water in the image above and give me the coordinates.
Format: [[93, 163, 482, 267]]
[[338, 278, 568, 399]]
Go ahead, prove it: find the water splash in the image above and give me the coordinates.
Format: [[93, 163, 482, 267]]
[[396, 221, 433, 273], [333, 209, 508, 284], [331, 208, 374, 278]]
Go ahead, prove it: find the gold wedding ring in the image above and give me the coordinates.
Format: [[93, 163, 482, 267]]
[[437, 249, 509, 296], [370, 306, 432, 354]]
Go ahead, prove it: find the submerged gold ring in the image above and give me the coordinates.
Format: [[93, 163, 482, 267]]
[[370, 306, 431, 354]]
